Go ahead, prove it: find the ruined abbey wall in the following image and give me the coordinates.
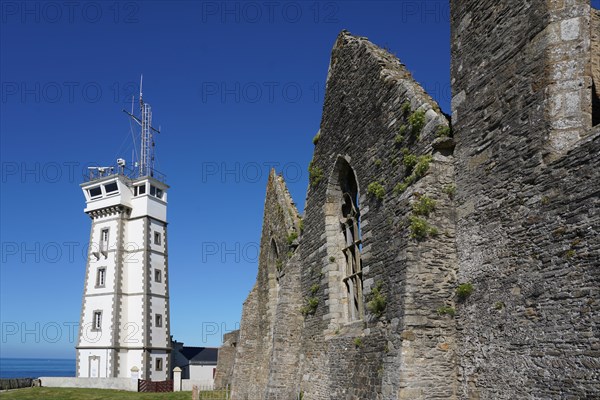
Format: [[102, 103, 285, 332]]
[[592, 8, 600, 125], [227, 171, 303, 399], [217, 1, 600, 399], [290, 32, 457, 400], [450, 0, 599, 397]]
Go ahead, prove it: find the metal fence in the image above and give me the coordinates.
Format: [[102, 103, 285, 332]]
[[192, 384, 231, 400]]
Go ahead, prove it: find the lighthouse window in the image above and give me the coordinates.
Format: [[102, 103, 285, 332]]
[[93, 311, 102, 330], [154, 269, 162, 283], [100, 229, 109, 253], [96, 267, 106, 287], [104, 182, 118, 194], [149, 185, 163, 199], [88, 186, 102, 199], [155, 358, 163, 371], [134, 184, 146, 196], [154, 232, 162, 245], [155, 314, 163, 327]]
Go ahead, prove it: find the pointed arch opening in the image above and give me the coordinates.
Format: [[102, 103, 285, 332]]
[[324, 156, 364, 325], [267, 238, 280, 294]]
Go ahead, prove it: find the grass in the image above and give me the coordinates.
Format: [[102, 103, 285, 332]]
[[0, 387, 208, 399], [367, 281, 386, 318], [456, 282, 474, 301], [286, 231, 298, 245], [408, 215, 438, 240], [300, 296, 319, 316], [308, 160, 323, 187], [437, 306, 456, 317], [412, 195, 436, 217]]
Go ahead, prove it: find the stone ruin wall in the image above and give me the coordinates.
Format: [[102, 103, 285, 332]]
[[451, 0, 599, 398], [216, 1, 600, 399], [228, 171, 303, 399], [592, 7, 600, 125], [293, 31, 457, 400], [214, 330, 238, 389]]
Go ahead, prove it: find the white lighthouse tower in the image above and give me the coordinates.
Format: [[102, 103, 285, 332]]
[[76, 81, 171, 381]]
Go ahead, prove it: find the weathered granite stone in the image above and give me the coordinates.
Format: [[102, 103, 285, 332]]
[[451, 0, 599, 398], [216, 2, 599, 398], [213, 330, 238, 389], [592, 8, 600, 126]]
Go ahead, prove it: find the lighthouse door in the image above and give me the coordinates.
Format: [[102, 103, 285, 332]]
[[89, 356, 100, 378]]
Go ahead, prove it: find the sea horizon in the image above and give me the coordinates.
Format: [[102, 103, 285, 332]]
[[0, 357, 76, 379]]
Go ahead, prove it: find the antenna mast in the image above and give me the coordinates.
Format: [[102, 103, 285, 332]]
[[123, 74, 161, 178]]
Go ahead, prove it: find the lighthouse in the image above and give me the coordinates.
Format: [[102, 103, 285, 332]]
[[76, 81, 171, 381]]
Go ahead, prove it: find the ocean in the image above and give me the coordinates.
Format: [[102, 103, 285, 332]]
[[0, 358, 75, 379]]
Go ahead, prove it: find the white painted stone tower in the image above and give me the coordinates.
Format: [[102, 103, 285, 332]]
[[76, 84, 171, 381]]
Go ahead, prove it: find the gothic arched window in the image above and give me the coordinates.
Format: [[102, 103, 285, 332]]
[[339, 167, 363, 321]]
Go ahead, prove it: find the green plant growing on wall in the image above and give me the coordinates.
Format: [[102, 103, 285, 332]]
[[397, 124, 407, 140], [443, 184, 456, 199], [276, 259, 283, 272], [367, 281, 387, 318], [437, 306, 456, 316], [310, 283, 320, 295], [393, 181, 410, 195], [300, 296, 319, 316], [374, 159, 383, 168], [413, 155, 432, 178], [353, 337, 363, 348], [408, 110, 426, 135], [494, 301, 505, 310], [367, 181, 385, 201], [402, 151, 418, 173], [564, 249, 576, 259], [308, 160, 323, 187], [435, 125, 451, 137], [401, 101, 412, 115], [298, 218, 304, 233], [312, 131, 321, 145], [409, 215, 438, 239], [456, 283, 474, 301], [412, 195, 436, 217], [287, 231, 298, 245], [329, 256, 336, 263], [540, 196, 550, 205]]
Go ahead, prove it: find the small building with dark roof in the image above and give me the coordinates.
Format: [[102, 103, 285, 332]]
[[171, 339, 219, 386]]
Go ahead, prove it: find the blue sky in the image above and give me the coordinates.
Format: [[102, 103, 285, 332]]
[[2, 0, 453, 359]]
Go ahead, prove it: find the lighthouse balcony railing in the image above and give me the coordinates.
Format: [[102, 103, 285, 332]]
[[84, 165, 166, 183]]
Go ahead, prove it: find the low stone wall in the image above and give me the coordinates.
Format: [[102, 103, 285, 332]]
[[0, 378, 40, 390], [39, 377, 137, 391]]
